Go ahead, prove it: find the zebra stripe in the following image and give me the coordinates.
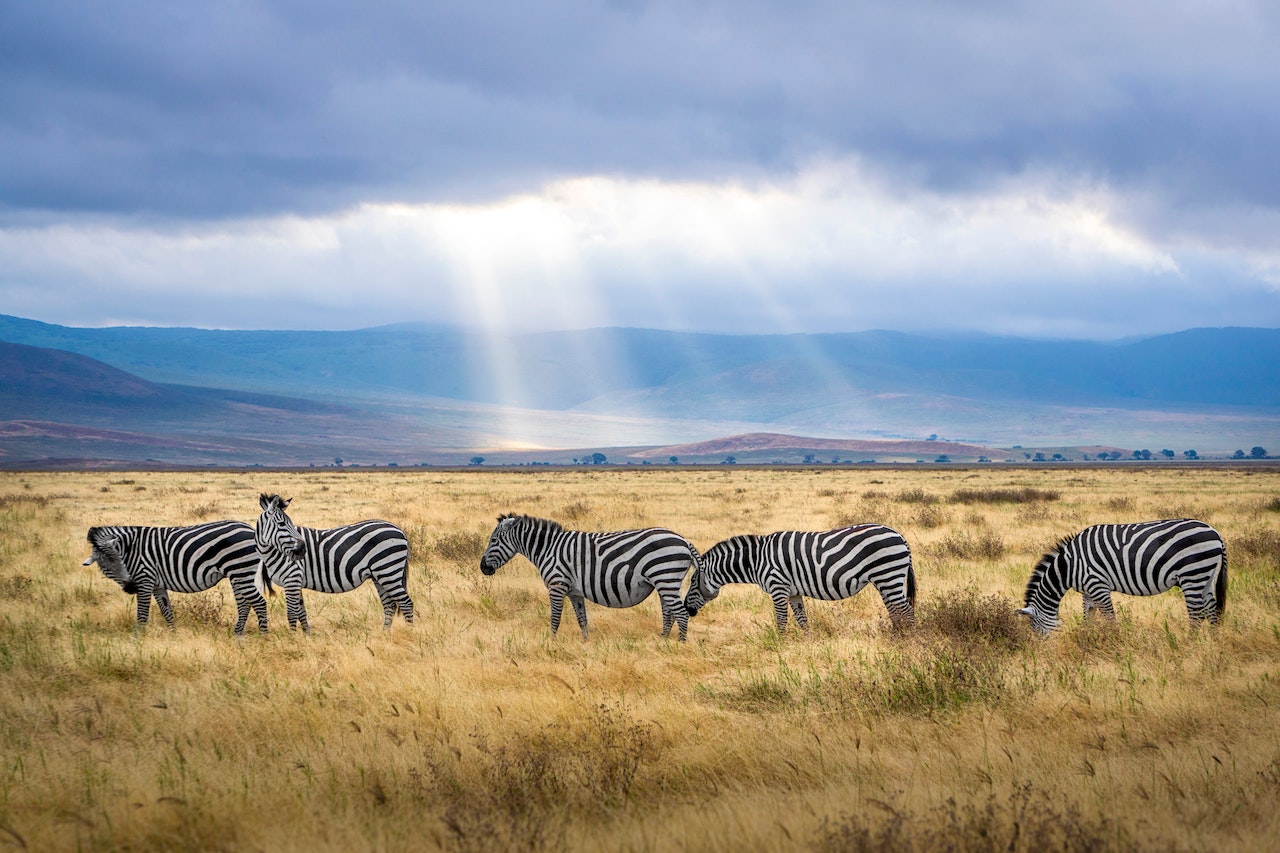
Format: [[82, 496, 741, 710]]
[[479, 513, 699, 641], [684, 524, 916, 631], [83, 520, 267, 634], [255, 494, 414, 632], [1019, 518, 1227, 635]]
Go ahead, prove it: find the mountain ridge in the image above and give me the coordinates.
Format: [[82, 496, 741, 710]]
[[1, 315, 1277, 465]]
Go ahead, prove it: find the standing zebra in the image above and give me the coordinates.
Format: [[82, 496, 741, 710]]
[[479, 514, 700, 641], [83, 521, 268, 634], [1018, 518, 1227, 635], [683, 524, 916, 631], [254, 494, 414, 632]]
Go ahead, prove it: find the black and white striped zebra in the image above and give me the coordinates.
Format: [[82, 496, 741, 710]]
[[1018, 518, 1227, 635], [83, 521, 268, 634], [254, 494, 415, 632], [479, 513, 700, 641], [683, 524, 916, 631]]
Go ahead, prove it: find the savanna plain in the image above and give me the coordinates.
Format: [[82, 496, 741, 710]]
[[2, 466, 1280, 852]]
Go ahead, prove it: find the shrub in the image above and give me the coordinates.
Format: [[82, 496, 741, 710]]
[[896, 488, 940, 505], [951, 487, 1061, 505], [920, 588, 1027, 652], [817, 783, 1132, 853], [434, 531, 488, 563], [1234, 526, 1280, 563], [936, 530, 1007, 561]]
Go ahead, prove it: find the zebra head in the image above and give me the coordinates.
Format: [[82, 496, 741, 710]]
[[84, 527, 138, 594], [480, 514, 522, 576], [683, 545, 726, 617], [1018, 547, 1065, 636], [256, 494, 305, 585]]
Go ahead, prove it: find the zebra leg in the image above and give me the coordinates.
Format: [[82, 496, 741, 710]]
[[789, 596, 810, 631], [229, 576, 267, 634], [1083, 586, 1116, 623], [768, 590, 790, 633], [570, 594, 589, 639], [656, 587, 688, 641], [547, 584, 568, 636], [134, 583, 154, 627], [1182, 579, 1218, 624], [872, 579, 915, 628], [154, 587, 176, 629], [286, 586, 310, 634], [397, 588, 415, 624]]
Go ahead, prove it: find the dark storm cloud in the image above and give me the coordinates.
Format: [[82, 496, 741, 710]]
[[3, 1, 1277, 221]]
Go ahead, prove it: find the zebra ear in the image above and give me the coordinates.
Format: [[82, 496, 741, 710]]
[[282, 497, 292, 508], [259, 493, 271, 510]]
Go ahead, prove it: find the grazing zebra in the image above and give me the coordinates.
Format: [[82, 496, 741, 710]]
[[1018, 518, 1227, 635], [479, 514, 700, 640], [254, 494, 414, 632], [683, 524, 916, 631], [83, 521, 268, 634]]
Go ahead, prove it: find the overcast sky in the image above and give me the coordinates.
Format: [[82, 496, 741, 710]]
[[2, 0, 1279, 338]]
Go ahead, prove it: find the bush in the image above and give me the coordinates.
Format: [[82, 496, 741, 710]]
[[920, 588, 1027, 652], [434, 531, 489, 563], [951, 488, 1061, 504], [817, 783, 1132, 853], [896, 488, 940, 505], [936, 530, 1007, 561]]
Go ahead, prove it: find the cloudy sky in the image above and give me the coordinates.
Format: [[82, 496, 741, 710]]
[[2, 0, 1279, 338]]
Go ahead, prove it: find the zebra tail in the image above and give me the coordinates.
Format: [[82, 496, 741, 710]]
[[1214, 548, 1228, 618], [906, 559, 917, 609], [255, 561, 276, 599]]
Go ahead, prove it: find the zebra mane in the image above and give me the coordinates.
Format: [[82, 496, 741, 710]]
[[498, 513, 564, 533], [1025, 537, 1070, 606]]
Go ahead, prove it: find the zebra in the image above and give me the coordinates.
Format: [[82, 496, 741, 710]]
[[479, 513, 700, 641], [83, 520, 268, 634], [254, 494, 414, 632], [1018, 518, 1227, 635], [683, 524, 916, 632]]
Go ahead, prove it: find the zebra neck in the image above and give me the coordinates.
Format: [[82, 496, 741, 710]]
[[709, 537, 763, 588], [512, 522, 558, 569], [1029, 556, 1070, 607]]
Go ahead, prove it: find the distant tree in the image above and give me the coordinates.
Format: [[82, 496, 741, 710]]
[[1034, 452, 1046, 462], [723, 456, 737, 464], [1234, 449, 1247, 459], [978, 456, 991, 463], [591, 452, 607, 465], [334, 457, 343, 466], [803, 453, 817, 464], [935, 455, 950, 463], [669, 456, 679, 465], [1161, 449, 1175, 459], [1052, 453, 1065, 461], [1184, 450, 1198, 460], [928, 434, 938, 441], [1133, 449, 1152, 460], [832, 457, 841, 464], [1024, 453, 1032, 460], [469, 456, 485, 465], [1251, 446, 1268, 458]]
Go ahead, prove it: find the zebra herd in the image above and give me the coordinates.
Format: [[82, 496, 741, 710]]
[[84, 495, 1229, 639]]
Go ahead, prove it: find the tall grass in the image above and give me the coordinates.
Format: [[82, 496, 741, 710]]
[[0, 466, 1278, 850]]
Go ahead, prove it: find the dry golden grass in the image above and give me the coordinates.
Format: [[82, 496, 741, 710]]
[[1, 466, 1279, 851]]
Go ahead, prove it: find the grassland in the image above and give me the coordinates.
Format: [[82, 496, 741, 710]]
[[1, 466, 1279, 851]]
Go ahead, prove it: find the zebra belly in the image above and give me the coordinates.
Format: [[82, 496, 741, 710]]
[[160, 569, 225, 594], [793, 575, 869, 600], [572, 571, 655, 608]]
